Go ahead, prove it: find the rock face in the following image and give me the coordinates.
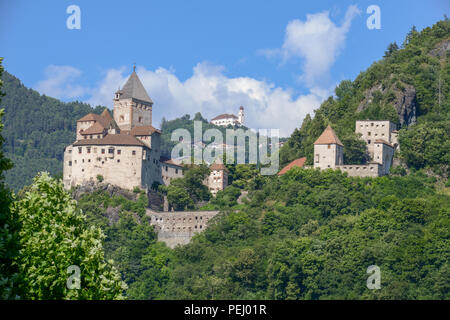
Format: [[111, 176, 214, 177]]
[[392, 83, 417, 126], [71, 181, 163, 210], [429, 38, 450, 59], [357, 81, 417, 127]]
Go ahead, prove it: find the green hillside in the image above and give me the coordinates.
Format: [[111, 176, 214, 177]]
[[72, 20, 449, 300], [0, 71, 107, 191], [1, 19, 449, 301], [280, 20, 449, 176]]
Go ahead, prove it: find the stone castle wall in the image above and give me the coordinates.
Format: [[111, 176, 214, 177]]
[[63, 144, 149, 190], [336, 163, 381, 177], [147, 210, 220, 248]]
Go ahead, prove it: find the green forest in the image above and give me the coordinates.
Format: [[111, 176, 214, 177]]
[[0, 19, 449, 300]]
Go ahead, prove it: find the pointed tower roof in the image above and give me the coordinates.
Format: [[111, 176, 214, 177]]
[[119, 70, 153, 104], [314, 125, 343, 146]]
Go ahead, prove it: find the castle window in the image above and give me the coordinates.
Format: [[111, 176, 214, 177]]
[[101, 149, 105, 154], [81, 169, 84, 172], [368, 132, 371, 136], [78, 147, 82, 154], [68, 149, 72, 154], [90, 135, 93, 139], [82, 159, 84, 163], [87, 147, 91, 154], [84, 136, 87, 139], [138, 116, 142, 123], [371, 123, 374, 126], [165, 166, 168, 171], [68, 161, 72, 166], [108, 148, 114, 154], [368, 140, 371, 144], [315, 154, 319, 163], [132, 150, 136, 155], [97, 135, 101, 139], [120, 115, 124, 122], [117, 159, 120, 163], [327, 144, 331, 149], [117, 150, 121, 155], [175, 169, 178, 174]]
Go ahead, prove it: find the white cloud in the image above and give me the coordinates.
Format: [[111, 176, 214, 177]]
[[35, 65, 87, 99], [35, 7, 360, 137], [84, 62, 325, 136], [264, 5, 360, 88]]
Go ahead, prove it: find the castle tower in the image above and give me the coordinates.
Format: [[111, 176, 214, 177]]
[[238, 106, 244, 125], [313, 125, 344, 169], [113, 66, 153, 131]]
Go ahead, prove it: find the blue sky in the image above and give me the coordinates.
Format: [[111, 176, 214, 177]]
[[1, 0, 448, 136]]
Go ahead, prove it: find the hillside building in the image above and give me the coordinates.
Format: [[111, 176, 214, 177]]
[[279, 120, 397, 178], [313, 121, 396, 177], [211, 106, 244, 127], [64, 68, 231, 196]]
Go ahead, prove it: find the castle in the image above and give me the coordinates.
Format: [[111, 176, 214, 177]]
[[210, 106, 244, 127], [63, 69, 228, 194], [279, 120, 398, 177]]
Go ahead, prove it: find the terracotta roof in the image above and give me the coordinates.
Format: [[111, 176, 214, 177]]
[[77, 109, 114, 128], [210, 162, 228, 172], [130, 125, 161, 136], [374, 139, 393, 147], [81, 122, 105, 135], [77, 113, 100, 122], [211, 114, 238, 121], [99, 109, 113, 126], [314, 125, 343, 146], [277, 157, 307, 176], [73, 134, 146, 147], [163, 159, 184, 168]]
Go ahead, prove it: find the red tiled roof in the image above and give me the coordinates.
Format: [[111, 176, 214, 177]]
[[77, 109, 114, 128], [314, 125, 343, 146], [163, 159, 184, 168], [77, 113, 100, 122], [130, 125, 161, 136], [210, 162, 228, 172], [277, 157, 307, 176], [211, 114, 238, 121], [81, 122, 106, 135], [73, 134, 146, 147], [98, 109, 113, 127]]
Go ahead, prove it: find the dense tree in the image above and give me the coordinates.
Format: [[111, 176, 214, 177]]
[[280, 19, 450, 175], [12, 173, 127, 299], [0, 57, 20, 299]]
